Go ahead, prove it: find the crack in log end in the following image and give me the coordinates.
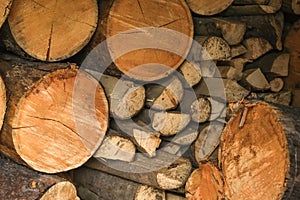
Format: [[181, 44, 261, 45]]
[[31, 0, 49, 9], [136, 0, 146, 21], [46, 22, 54, 61], [158, 18, 185, 28]]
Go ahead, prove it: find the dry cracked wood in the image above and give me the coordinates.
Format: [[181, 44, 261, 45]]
[[0, 56, 109, 173], [186, 0, 234, 15], [8, 0, 98, 61], [0, 0, 12, 29]]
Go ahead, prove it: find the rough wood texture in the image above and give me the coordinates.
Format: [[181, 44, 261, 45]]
[[221, 0, 281, 15], [282, 0, 300, 14], [185, 163, 225, 200], [193, 17, 246, 45], [190, 97, 211, 123], [242, 37, 273, 60], [0, 55, 109, 173], [220, 102, 300, 199], [186, 0, 234, 15], [0, 156, 79, 199], [8, 0, 98, 61], [270, 77, 284, 92], [0, 76, 6, 133], [226, 12, 284, 50], [106, 0, 193, 81], [74, 167, 160, 200], [243, 68, 270, 91], [179, 61, 202, 87], [230, 44, 247, 58], [86, 154, 192, 190], [0, 0, 12, 29]]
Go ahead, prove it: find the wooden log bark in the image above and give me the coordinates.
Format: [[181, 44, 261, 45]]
[[0, 156, 79, 199], [193, 17, 246, 45], [7, 0, 98, 61], [221, 0, 282, 16], [0, 54, 109, 173], [282, 0, 300, 15], [105, 0, 193, 81], [0, 0, 12, 29], [186, 0, 234, 16], [86, 153, 192, 190], [220, 101, 300, 199], [185, 163, 225, 200], [74, 167, 165, 200]]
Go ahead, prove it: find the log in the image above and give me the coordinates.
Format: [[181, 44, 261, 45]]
[[0, 0, 12, 28], [74, 166, 165, 200], [270, 77, 284, 92], [282, 0, 300, 15], [0, 55, 109, 173], [190, 97, 211, 123], [245, 52, 290, 76], [221, 0, 282, 15], [86, 70, 145, 119], [146, 75, 184, 111], [86, 153, 192, 190], [220, 101, 300, 199], [242, 37, 273, 60], [185, 163, 225, 200], [178, 61, 202, 87], [110, 119, 161, 158], [93, 131, 136, 162], [292, 88, 300, 107], [186, 0, 234, 16], [243, 68, 270, 91], [0, 156, 79, 199], [194, 36, 231, 61], [193, 17, 246, 45], [7, 0, 98, 61], [226, 12, 284, 50], [105, 0, 193, 81]]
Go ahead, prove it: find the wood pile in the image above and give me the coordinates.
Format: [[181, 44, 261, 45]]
[[0, 0, 299, 199]]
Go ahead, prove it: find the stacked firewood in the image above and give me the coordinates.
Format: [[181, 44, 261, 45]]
[[0, 0, 300, 199]]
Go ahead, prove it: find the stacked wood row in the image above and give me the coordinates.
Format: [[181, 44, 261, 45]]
[[0, 0, 299, 199]]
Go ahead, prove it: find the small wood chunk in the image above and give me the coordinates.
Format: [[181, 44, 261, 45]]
[[194, 36, 231, 61], [179, 61, 202, 87], [8, 0, 98, 61], [106, 0, 193, 81], [244, 68, 270, 91], [270, 53, 290, 76], [185, 163, 225, 200], [243, 37, 273, 60], [146, 75, 184, 110], [230, 44, 247, 58], [217, 66, 243, 81], [190, 97, 211, 123], [270, 77, 284, 92], [93, 134, 136, 162], [186, 0, 234, 15], [152, 112, 191, 136]]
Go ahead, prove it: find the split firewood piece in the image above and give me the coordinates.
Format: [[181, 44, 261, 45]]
[[152, 111, 191, 136], [0, 0, 12, 28], [0, 156, 79, 199], [105, 0, 193, 81], [243, 68, 270, 91], [193, 17, 246, 45], [146, 75, 184, 111], [284, 19, 300, 91], [74, 167, 165, 200], [185, 163, 225, 200], [91, 72, 145, 119], [178, 61, 202, 87], [242, 37, 273, 60], [190, 97, 211, 123], [220, 102, 300, 199], [221, 0, 282, 16], [230, 58, 252, 72], [257, 91, 292, 106], [7, 0, 98, 61], [245, 53, 290, 77], [192, 122, 224, 164], [110, 119, 161, 157], [194, 78, 250, 102], [269, 77, 284, 92], [282, 0, 300, 14], [93, 130, 136, 162], [217, 66, 243, 81], [194, 36, 231, 61], [226, 12, 284, 50], [230, 44, 247, 58], [186, 0, 234, 16], [86, 152, 192, 190], [0, 58, 109, 173], [0, 76, 6, 132]]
